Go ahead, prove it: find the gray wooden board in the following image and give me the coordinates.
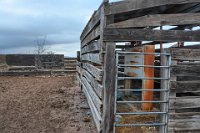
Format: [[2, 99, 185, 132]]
[[82, 77, 102, 114], [107, 0, 200, 15], [170, 48, 200, 61], [76, 65, 81, 75], [107, 13, 200, 28], [82, 62, 103, 81], [81, 53, 101, 65], [81, 82, 102, 132], [169, 112, 200, 121], [169, 120, 200, 131], [170, 96, 200, 109], [81, 8, 101, 41], [82, 68, 103, 99], [102, 43, 116, 133], [171, 65, 200, 77], [81, 40, 101, 55], [81, 25, 100, 48], [103, 28, 200, 42], [171, 81, 200, 93]]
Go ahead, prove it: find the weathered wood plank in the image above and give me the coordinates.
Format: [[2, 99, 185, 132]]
[[81, 53, 101, 65], [81, 82, 102, 132], [171, 65, 200, 77], [81, 40, 101, 55], [82, 77, 102, 114], [169, 120, 200, 131], [76, 61, 82, 67], [107, 13, 200, 28], [177, 76, 200, 81], [171, 48, 200, 61], [81, 8, 101, 41], [82, 68, 103, 99], [171, 81, 200, 93], [81, 25, 100, 48], [160, 50, 169, 132], [170, 97, 200, 109], [103, 29, 200, 42], [102, 43, 116, 133], [76, 65, 81, 75], [169, 112, 200, 121], [82, 62, 103, 81], [107, 0, 200, 15]]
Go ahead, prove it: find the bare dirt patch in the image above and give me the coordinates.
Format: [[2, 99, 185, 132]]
[[0, 77, 97, 133]]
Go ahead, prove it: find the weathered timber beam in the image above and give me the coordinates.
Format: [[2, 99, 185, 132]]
[[81, 25, 100, 48], [80, 3, 103, 41], [170, 48, 200, 61], [102, 43, 116, 133], [82, 68, 103, 99], [81, 53, 101, 65], [82, 77, 102, 113], [170, 96, 200, 109], [171, 65, 200, 76], [81, 40, 101, 55], [82, 62, 103, 81], [107, 13, 200, 28], [107, 0, 200, 15], [81, 82, 102, 132], [171, 81, 200, 93], [103, 28, 200, 42]]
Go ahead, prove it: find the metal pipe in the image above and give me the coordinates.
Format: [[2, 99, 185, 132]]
[[116, 51, 170, 56], [115, 123, 166, 127], [118, 77, 169, 80], [118, 65, 170, 68], [117, 101, 168, 103], [117, 89, 169, 92], [116, 112, 167, 115], [113, 52, 119, 133]]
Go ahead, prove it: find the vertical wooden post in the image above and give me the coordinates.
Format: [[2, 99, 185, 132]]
[[159, 50, 170, 133], [102, 43, 116, 133], [77, 51, 80, 61], [168, 49, 177, 133]]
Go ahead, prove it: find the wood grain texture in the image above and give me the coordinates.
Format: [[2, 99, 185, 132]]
[[170, 48, 200, 61], [171, 81, 200, 93], [81, 82, 102, 132], [82, 62, 103, 81], [81, 9, 101, 41], [82, 68, 103, 99], [102, 43, 116, 133], [107, 13, 200, 28], [171, 65, 200, 77], [81, 25, 100, 48], [81, 40, 101, 55], [81, 53, 101, 65], [108, 0, 200, 15], [103, 28, 200, 42]]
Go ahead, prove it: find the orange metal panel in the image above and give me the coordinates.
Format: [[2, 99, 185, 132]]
[[142, 45, 155, 111]]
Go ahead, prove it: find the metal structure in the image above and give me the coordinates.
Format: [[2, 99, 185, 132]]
[[114, 51, 171, 133]]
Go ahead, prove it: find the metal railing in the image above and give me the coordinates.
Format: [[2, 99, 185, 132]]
[[113, 51, 171, 133]]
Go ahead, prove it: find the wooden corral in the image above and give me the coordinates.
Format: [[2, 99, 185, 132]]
[[77, 0, 200, 133], [169, 47, 200, 133]]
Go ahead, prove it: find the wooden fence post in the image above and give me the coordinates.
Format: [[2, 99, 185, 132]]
[[102, 42, 116, 133]]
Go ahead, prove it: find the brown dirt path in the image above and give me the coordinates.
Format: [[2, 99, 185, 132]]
[[0, 77, 97, 133]]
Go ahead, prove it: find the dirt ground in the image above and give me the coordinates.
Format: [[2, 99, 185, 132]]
[[0, 76, 97, 133]]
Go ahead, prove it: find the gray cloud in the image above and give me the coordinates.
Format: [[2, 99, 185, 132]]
[[0, 0, 102, 56]]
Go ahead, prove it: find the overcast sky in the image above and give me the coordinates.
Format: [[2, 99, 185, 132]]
[[0, 0, 107, 57]]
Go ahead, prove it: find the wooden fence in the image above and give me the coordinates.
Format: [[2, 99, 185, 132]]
[[169, 47, 200, 133], [78, 0, 200, 133]]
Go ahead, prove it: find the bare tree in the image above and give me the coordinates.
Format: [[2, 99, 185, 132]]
[[34, 36, 47, 69]]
